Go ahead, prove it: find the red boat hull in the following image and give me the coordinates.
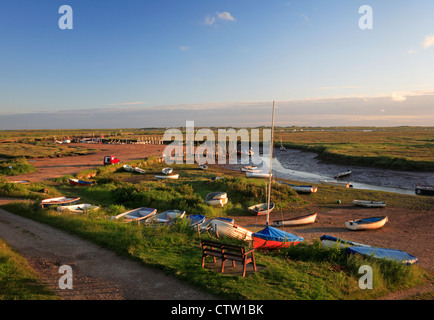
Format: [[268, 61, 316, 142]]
[[252, 237, 301, 250]]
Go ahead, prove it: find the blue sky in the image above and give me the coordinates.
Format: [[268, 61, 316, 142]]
[[0, 0, 433, 129]]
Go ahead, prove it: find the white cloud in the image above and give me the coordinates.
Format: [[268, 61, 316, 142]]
[[216, 11, 236, 21], [179, 46, 190, 51], [203, 11, 236, 26], [391, 93, 407, 102], [203, 16, 216, 26], [423, 34, 434, 48]]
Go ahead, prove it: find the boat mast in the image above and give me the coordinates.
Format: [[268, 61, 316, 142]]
[[266, 101, 276, 226]]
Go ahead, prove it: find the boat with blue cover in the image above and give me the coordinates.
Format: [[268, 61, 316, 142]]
[[346, 246, 418, 265], [320, 235, 370, 248]]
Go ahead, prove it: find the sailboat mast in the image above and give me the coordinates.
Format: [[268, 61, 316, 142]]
[[266, 101, 276, 226]]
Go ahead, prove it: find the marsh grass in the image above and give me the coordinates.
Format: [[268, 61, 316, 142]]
[[0, 158, 36, 176]]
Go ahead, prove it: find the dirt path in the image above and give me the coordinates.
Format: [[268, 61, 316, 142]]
[[0, 203, 216, 300], [5, 143, 164, 182]]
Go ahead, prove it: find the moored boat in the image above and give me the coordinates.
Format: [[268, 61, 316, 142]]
[[209, 218, 253, 241], [252, 226, 304, 250], [247, 203, 275, 216], [345, 216, 388, 231], [57, 203, 99, 214], [123, 165, 134, 172], [346, 246, 418, 265], [41, 197, 80, 208], [334, 170, 352, 179], [279, 181, 318, 194], [241, 166, 259, 172], [204, 192, 228, 207], [320, 235, 371, 248], [111, 207, 157, 222], [155, 173, 179, 179], [319, 180, 351, 188], [246, 171, 272, 178], [186, 214, 206, 228], [144, 209, 186, 225], [68, 178, 94, 187], [134, 167, 146, 174], [352, 200, 386, 208], [273, 213, 317, 227], [252, 102, 304, 251], [415, 184, 434, 196], [162, 167, 173, 175]]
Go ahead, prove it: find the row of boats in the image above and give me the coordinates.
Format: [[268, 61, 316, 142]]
[[39, 195, 415, 264]]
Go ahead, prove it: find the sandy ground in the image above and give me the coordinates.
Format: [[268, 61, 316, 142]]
[[5, 143, 164, 182], [1, 143, 433, 300]]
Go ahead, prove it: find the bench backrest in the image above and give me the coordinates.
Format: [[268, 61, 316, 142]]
[[201, 240, 246, 255]]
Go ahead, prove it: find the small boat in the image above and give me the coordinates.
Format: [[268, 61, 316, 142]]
[[162, 167, 173, 175], [319, 180, 351, 188], [247, 203, 275, 216], [198, 164, 208, 170], [241, 166, 259, 172], [57, 203, 99, 214], [320, 235, 371, 248], [111, 207, 157, 222], [209, 218, 253, 241], [352, 200, 386, 208], [334, 170, 352, 179], [144, 210, 186, 225], [155, 173, 179, 179], [204, 192, 228, 207], [279, 181, 318, 194], [134, 167, 146, 174], [68, 178, 94, 187], [252, 226, 304, 250], [9, 180, 30, 184], [345, 216, 388, 231], [346, 246, 418, 265], [252, 102, 304, 251], [123, 165, 134, 172], [415, 184, 434, 196], [273, 213, 317, 227], [186, 214, 206, 228], [246, 171, 272, 178], [41, 197, 80, 208], [197, 217, 235, 233]]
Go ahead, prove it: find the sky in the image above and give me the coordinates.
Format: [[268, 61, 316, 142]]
[[0, 0, 433, 129]]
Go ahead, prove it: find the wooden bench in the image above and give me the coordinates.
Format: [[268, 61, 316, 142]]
[[201, 240, 257, 277]]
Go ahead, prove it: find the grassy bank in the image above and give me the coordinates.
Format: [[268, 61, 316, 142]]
[[0, 237, 59, 300], [278, 127, 434, 171], [0, 158, 36, 176], [0, 160, 431, 300]]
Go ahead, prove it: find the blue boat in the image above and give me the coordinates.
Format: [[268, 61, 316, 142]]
[[186, 214, 206, 228], [320, 235, 370, 248], [253, 226, 304, 250], [346, 246, 418, 265]]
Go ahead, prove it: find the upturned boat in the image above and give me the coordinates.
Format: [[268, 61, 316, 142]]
[[352, 200, 386, 208], [204, 192, 228, 207], [41, 197, 81, 208], [57, 203, 99, 214]]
